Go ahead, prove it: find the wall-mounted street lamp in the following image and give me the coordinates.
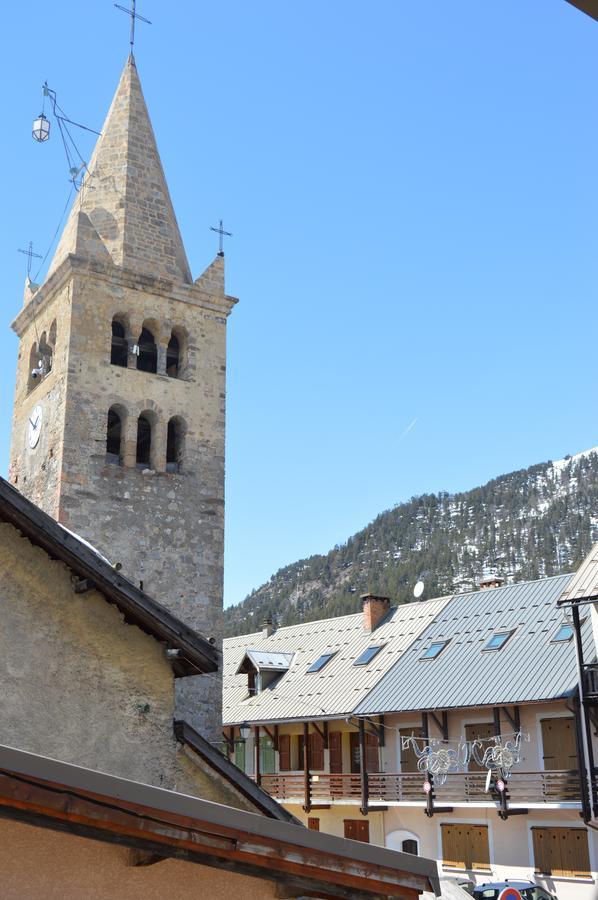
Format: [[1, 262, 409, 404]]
[[239, 722, 251, 741]]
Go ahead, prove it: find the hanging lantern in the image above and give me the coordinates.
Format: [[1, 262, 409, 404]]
[[32, 113, 50, 143]]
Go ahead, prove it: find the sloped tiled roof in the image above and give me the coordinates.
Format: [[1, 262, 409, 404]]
[[355, 573, 593, 716], [223, 596, 451, 725]]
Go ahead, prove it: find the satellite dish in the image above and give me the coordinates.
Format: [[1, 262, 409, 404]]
[[413, 580, 425, 599]]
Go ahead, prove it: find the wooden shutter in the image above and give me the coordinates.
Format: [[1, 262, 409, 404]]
[[308, 817, 320, 831], [349, 732, 360, 773], [533, 827, 590, 878], [400, 728, 423, 773], [366, 732, 379, 773], [541, 718, 578, 770], [310, 731, 325, 770], [260, 736, 276, 774], [344, 820, 370, 843], [234, 740, 245, 773], [465, 723, 495, 772], [279, 734, 291, 771], [298, 735, 304, 770], [329, 732, 343, 773], [441, 824, 490, 871]]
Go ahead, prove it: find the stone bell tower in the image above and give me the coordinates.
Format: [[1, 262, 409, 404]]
[[8, 56, 237, 739]]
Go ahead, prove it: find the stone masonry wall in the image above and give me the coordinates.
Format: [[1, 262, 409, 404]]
[[9, 259, 233, 741]]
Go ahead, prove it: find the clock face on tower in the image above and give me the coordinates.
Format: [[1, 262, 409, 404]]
[[28, 404, 43, 449]]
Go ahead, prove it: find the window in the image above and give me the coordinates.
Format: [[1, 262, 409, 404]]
[[349, 732, 379, 774], [483, 630, 514, 651], [354, 645, 384, 666], [166, 332, 180, 377], [532, 827, 590, 878], [106, 408, 123, 464], [136, 415, 152, 467], [552, 623, 574, 643], [136, 327, 157, 373], [402, 839, 419, 855], [27, 342, 40, 392], [308, 817, 320, 831], [344, 820, 369, 843], [110, 318, 128, 367], [307, 653, 335, 673], [441, 824, 490, 871], [420, 640, 449, 660], [166, 417, 184, 473], [386, 829, 420, 856]]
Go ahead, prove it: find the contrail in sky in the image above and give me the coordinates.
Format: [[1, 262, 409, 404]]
[[399, 418, 418, 442]]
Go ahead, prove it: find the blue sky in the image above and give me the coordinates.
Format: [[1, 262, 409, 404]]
[[1, 1, 597, 607]]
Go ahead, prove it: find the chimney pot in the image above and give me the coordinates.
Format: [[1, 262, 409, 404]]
[[360, 593, 391, 632]]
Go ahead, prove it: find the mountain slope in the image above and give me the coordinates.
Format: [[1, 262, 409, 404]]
[[224, 449, 598, 637]]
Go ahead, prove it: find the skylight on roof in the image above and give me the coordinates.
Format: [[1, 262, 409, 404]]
[[483, 630, 514, 652], [307, 652, 335, 673], [552, 623, 574, 643], [420, 640, 449, 660], [354, 645, 384, 667]]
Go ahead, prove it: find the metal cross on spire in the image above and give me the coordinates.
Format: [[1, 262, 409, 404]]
[[114, 0, 152, 51], [210, 220, 233, 257], [18, 241, 43, 277]]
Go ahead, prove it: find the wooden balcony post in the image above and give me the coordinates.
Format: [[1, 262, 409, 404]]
[[359, 718, 369, 816], [303, 722, 312, 813], [255, 725, 261, 786]]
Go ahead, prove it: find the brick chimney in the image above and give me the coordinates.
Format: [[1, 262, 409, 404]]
[[361, 594, 391, 632], [479, 574, 504, 590]]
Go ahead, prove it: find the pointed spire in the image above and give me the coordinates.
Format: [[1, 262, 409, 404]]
[[48, 56, 192, 283], [194, 254, 225, 295]]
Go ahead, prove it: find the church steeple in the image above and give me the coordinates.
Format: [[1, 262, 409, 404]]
[[48, 56, 192, 284]]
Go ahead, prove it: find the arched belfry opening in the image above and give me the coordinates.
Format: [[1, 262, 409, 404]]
[[166, 332, 180, 378], [166, 416, 185, 473], [111, 316, 129, 367], [136, 414, 153, 467], [136, 326, 157, 373], [106, 407, 124, 464]]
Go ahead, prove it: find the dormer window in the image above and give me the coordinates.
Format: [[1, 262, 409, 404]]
[[483, 630, 514, 652], [307, 653, 335, 673], [354, 646, 384, 666], [236, 649, 293, 696], [420, 640, 449, 660]]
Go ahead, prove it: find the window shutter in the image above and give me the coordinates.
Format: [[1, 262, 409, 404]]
[[541, 718, 578, 771], [399, 728, 423, 773], [365, 732, 379, 773], [298, 735, 305, 771], [329, 732, 343, 773], [308, 817, 320, 831], [344, 820, 369, 843], [441, 824, 489, 871], [465, 723, 495, 772], [310, 732, 325, 770], [533, 827, 590, 878], [349, 732, 360, 773], [234, 740, 245, 773], [279, 734, 291, 771]]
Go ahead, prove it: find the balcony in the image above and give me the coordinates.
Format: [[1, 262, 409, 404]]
[[259, 770, 582, 808]]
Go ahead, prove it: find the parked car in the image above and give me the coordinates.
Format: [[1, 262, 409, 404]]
[[472, 881, 558, 900]]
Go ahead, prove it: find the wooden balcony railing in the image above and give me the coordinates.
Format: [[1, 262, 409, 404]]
[[259, 770, 581, 807]]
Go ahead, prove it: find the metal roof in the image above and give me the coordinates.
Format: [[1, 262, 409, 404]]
[[236, 649, 295, 674], [223, 596, 451, 725], [558, 541, 598, 604], [355, 573, 594, 716]]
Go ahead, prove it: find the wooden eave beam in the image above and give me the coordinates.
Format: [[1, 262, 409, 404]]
[[0, 771, 425, 898]]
